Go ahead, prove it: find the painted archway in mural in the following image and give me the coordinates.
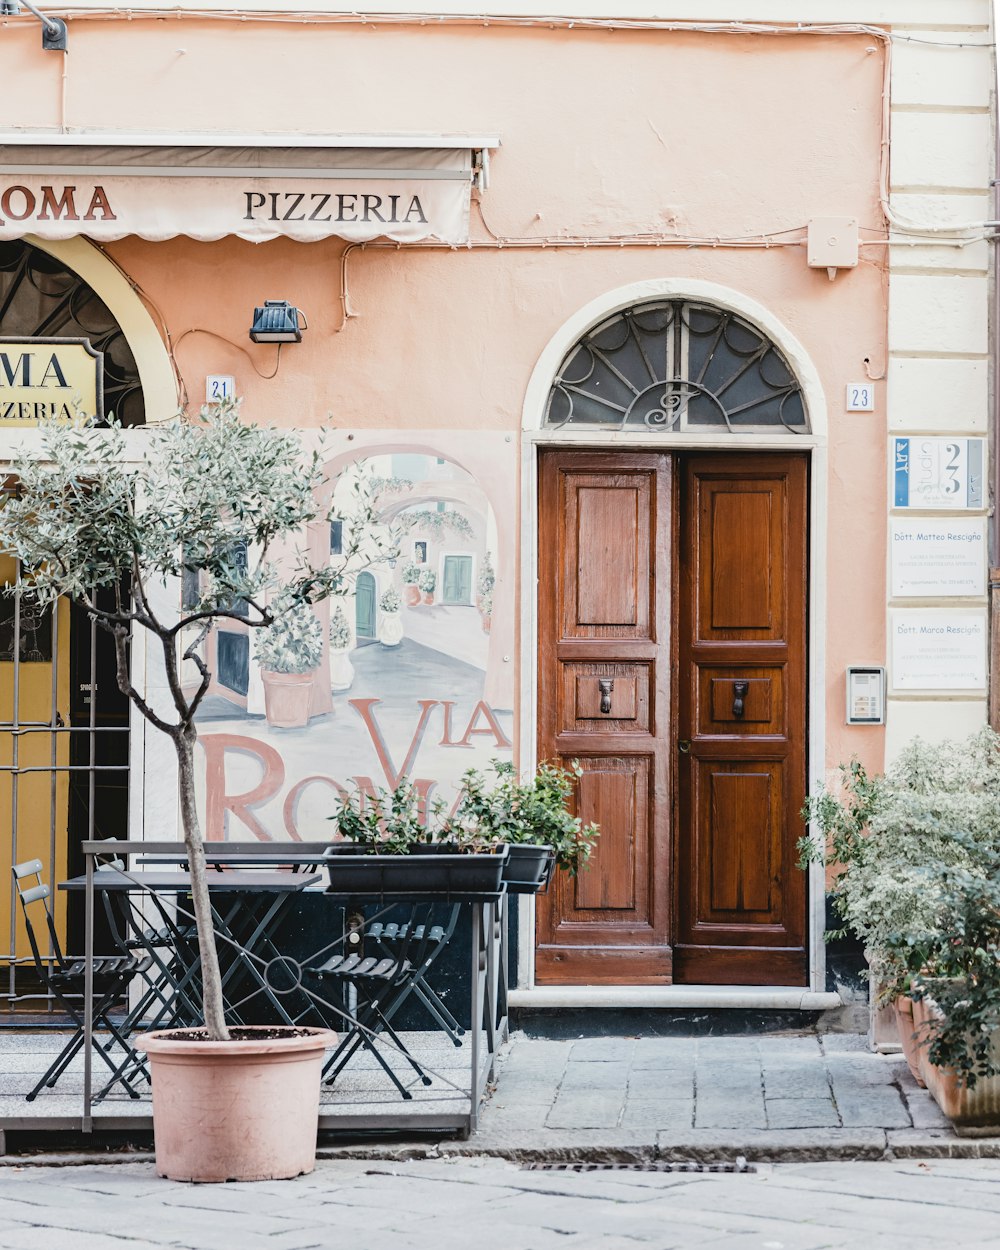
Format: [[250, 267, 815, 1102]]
[[193, 430, 517, 845]]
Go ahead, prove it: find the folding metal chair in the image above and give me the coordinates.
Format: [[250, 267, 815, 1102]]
[[12, 859, 148, 1101], [366, 907, 464, 1045], [308, 902, 461, 1099]]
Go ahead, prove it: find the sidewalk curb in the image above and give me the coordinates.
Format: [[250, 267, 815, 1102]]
[[2, 1131, 1000, 1169]]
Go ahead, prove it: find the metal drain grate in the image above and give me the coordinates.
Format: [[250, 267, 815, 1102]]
[[523, 1157, 753, 1174]]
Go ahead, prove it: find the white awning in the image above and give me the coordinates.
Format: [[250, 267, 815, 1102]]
[[0, 132, 499, 245]]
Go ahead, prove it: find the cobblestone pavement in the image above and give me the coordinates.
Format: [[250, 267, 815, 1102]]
[[462, 1031, 995, 1161], [1, 1157, 1000, 1249]]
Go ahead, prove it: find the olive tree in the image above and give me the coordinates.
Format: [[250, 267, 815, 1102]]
[[0, 404, 395, 1040]]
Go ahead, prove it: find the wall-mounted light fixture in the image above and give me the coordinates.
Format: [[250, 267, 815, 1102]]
[[4, 0, 68, 51], [248, 300, 307, 344]]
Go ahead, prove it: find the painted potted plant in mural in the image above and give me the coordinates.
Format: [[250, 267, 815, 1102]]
[[479, 586, 493, 635], [256, 593, 324, 729], [802, 728, 1000, 1122], [378, 585, 404, 647], [328, 600, 354, 693], [0, 401, 397, 1182], [477, 553, 494, 614], [418, 567, 436, 606], [401, 560, 422, 607]]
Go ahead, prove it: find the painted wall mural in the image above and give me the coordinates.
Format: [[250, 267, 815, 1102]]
[[193, 431, 516, 842]]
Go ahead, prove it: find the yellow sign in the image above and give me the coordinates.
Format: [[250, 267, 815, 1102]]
[[0, 338, 102, 425]]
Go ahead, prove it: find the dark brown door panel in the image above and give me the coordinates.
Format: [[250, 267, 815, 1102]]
[[676, 455, 808, 985], [537, 451, 672, 985]]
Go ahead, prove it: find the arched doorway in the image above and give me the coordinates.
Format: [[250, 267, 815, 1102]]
[[533, 297, 812, 988], [0, 241, 146, 426], [0, 242, 154, 1001]]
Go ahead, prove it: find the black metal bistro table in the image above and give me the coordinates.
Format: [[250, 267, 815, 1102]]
[[71, 841, 510, 1136]]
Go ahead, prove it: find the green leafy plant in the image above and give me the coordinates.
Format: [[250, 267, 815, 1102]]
[[0, 401, 398, 1041], [329, 780, 443, 854], [401, 561, 421, 586], [801, 729, 1000, 1007], [379, 586, 401, 613], [480, 587, 493, 616], [329, 603, 351, 651], [884, 844, 1000, 1088], [255, 594, 324, 674], [449, 759, 600, 875], [418, 568, 436, 594], [328, 761, 600, 876]]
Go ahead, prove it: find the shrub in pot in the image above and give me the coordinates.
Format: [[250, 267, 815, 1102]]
[[802, 729, 1000, 1102], [0, 402, 398, 1180], [326, 780, 508, 894], [884, 852, 1000, 1130], [256, 594, 324, 728], [328, 601, 354, 693], [448, 759, 600, 892], [326, 763, 601, 896]]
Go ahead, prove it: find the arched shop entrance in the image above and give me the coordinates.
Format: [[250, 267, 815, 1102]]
[[0, 241, 152, 1010]]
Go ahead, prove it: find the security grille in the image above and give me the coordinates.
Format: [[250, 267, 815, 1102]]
[[1, 570, 130, 1015], [544, 300, 807, 434]]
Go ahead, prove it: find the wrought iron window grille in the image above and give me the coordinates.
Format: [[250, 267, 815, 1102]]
[[0, 242, 144, 427], [544, 300, 808, 435]]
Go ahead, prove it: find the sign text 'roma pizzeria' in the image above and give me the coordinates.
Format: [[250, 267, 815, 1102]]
[[0, 137, 493, 244], [0, 339, 102, 425]]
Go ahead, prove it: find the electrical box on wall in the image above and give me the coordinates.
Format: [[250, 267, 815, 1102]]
[[807, 217, 859, 280], [846, 666, 885, 725]]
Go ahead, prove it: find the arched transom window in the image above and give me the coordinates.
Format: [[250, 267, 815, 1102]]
[[0, 241, 145, 427], [544, 300, 807, 434]]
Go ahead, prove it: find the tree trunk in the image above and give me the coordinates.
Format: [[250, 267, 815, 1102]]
[[175, 727, 230, 1041]]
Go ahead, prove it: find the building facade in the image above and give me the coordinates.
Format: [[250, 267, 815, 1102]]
[[0, 0, 995, 1012]]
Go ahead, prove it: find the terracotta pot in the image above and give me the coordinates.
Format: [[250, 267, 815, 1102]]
[[142, 1026, 336, 1182], [261, 669, 313, 728], [913, 998, 1000, 1135], [422, 592, 434, 605], [481, 612, 492, 634], [893, 995, 926, 1087], [404, 584, 422, 607]]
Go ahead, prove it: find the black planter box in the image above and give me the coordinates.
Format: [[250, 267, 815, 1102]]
[[502, 844, 556, 894], [323, 844, 508, 899]]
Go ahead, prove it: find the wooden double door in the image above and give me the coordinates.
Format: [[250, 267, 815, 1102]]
[[536, 450, 808, 986]]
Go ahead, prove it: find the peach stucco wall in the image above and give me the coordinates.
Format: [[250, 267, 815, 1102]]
[[5, 20, 889, 774]]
